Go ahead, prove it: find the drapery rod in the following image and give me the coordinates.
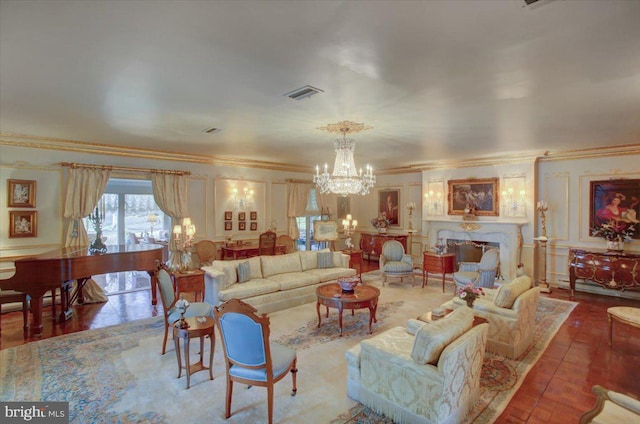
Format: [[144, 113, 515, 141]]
[[60, 162, 191, 176]]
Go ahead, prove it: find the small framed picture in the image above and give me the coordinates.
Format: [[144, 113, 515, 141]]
[[239, 222, 246, 231], [9, 210, 38, 238], [250, 222, 257, 231], [238, 212, 246, 221], [250, 211, 257, 221], [8, 179, 36, 208], [224, 221, 232, 231], [224, 211, 232, 221]]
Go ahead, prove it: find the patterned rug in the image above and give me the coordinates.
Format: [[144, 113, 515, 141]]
[[330, 296, 577, 423], [0, 278, 575, 424]]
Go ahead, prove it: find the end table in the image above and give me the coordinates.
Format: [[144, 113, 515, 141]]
[[422, 252, 456, 292], [342, 249, 363, 281], [173, 316, 215, 389], [172, 269, 205, 302]]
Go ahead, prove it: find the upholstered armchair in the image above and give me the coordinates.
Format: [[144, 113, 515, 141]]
[[444, 275, 539, 359], [346, 307, 488, 424], [453, 248, 499, 290], [580, 385, 640, 423], [379, 240, 415, 286]]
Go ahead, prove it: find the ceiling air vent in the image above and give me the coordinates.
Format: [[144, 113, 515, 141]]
[[523, 0, 540, 4], [284, 85, 324, 100], [203, 127, 220, 134]]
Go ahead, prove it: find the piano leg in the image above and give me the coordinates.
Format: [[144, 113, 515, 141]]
[[30, 295, 44, 337], [60, 279, 77, 321]]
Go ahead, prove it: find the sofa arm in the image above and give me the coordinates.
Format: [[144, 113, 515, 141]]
[[406, 318, 425, 335], [401, 254, 413, 266], [451, 297, 518, 319], [379, 254, 387, 268], [201, 266, 226, 306], [340, 253, 350, 268]]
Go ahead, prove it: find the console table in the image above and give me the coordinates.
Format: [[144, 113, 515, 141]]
[[359, 233, 408, 261], [568, 248, 640, 300]]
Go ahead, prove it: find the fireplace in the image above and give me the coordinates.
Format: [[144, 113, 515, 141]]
[[447, 239, 500, 277], [426, 220, 525, 281]]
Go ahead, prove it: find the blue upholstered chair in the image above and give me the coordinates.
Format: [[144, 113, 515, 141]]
[[379, 240, 415, 286], [157, 265, 213, 354], [214, 298, 297, 424], [453, 248, 500, 290]]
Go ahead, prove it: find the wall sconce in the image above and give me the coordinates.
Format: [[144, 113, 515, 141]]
[[232, 186, 254, 211], [342, 214, 358, 250], [424, 190, 443, 216], [502, 187, 526, 217], [406, 202, 416, 230], [173, 217, 196, 271]]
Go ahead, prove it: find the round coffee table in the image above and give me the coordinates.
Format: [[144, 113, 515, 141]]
[[316, 282, 380, 336], [173, 316, 215, 389]]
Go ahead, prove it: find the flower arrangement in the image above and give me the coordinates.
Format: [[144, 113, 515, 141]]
[[458, 284, 484, 306], [370, 213, 391, 229], [590, 220, 635, 242]]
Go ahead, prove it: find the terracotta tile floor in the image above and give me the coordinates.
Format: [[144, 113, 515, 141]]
[[1, 261, 639, 423]]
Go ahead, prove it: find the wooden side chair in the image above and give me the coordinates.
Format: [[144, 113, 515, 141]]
[[195, 240, 217, 266], [258, 231, 277, 256], [214, 298, 297, 424], [276, 234, 296, 254], [156, 264, 213, 354], [0, 289, 30, 335]]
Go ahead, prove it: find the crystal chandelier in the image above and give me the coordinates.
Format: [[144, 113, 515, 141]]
[[313, 120, 376, 197]]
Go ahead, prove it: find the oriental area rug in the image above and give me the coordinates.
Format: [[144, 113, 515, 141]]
[[0, 272, 576, 423]]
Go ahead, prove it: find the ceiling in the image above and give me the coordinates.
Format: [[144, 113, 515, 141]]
[[1, 0, 639, 172]]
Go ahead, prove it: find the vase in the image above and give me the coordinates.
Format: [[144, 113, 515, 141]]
[[465, 298, 475, 308], [606, 241, 624, 252]]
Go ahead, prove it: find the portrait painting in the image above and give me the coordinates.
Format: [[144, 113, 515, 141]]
[[250, 222, 257, 231], [448, 178, 499, 216], [378, 189, 400, 226], [590, 179, 640, 239], [250, 211, 257, 221], [238, 212, 246, 221], [239, 221, 246, 231], [337, 197, 350, 220], [9, 210, 37, 238], [224, 211, 232, 221], [8, 179, 36, 208], [224, 221, 232, 231]]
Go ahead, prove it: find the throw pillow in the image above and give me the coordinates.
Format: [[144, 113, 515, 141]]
[[493, 275, 532, 309], [221, 266, 237, 290], [317, 251, 334, 269], [237, 261, 251, 283], [410, 307, 474, 365]]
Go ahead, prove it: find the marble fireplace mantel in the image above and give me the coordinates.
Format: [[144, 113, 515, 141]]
[[425, 219, 528, 281]]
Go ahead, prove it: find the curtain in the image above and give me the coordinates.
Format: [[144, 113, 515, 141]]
[[63, 167, 111, 303], [152, 173, 188, 268], [317, 192, 338, 219], [287, 182, 312, 239]]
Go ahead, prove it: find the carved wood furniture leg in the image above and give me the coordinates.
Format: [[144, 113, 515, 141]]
[[316, 301, 322, 328]]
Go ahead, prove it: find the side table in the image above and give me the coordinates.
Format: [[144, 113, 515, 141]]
[[172, 269, 205, 302], [173, 316, 215, 389], [342, 249, 363, 281], [423, 252, 456, 292]]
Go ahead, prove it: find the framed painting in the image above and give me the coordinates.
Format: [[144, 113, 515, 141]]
[[238, 212, 246, 221], [250, 222, 257, 231], [239, 221, 246, 231], [337, 197, 350, 220], [8, 179, 36, 208], [224, 211, 232, 221], [224, 221, 232, 231], [448, 178, 499, 216], [250, 211, 257, 221], [313, 220, 338, 241], [378, 189, 400, 226], [9, 210, 37, 238], [590, 179, 640, 239]]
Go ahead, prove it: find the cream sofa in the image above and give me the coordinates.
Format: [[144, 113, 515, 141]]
[[346, 307, 488, 424], [442, 275, 540, 359], [202, 250, 357, 314]]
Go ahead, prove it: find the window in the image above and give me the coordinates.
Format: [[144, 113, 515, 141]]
[[295, 188, 322, 251]]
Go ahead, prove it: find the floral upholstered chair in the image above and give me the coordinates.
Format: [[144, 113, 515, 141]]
[[346, 307, 488, 423], [379, 240, 415, 286], [453, 248, 499, 290], [444, 275, 539, 359]]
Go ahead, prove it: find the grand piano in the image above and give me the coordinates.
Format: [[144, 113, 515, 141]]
[[0, 244, 164, 337]]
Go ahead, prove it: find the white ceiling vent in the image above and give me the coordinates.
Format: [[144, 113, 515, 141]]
[[284, 85, 324, 100], [203, 127, 220, 134]]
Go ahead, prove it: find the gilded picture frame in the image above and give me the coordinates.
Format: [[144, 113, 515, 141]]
[[9, 210, 38, 238], [590, 179, 640, 240], [8, 179, 36, 208], [378, 189, 400, 227], [313, 220, 338, 241], [448, 178, 499, 216]]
